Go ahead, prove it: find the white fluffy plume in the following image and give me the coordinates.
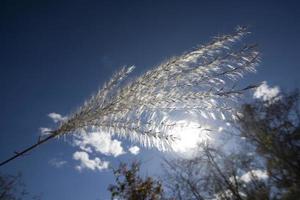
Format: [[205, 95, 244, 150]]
[[53, 27, 260, 151]]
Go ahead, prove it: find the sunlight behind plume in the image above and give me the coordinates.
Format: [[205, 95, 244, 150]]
[[170, 120, 212, 156]]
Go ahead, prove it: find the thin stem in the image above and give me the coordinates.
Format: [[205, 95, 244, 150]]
[[0, 131, 59, 167]]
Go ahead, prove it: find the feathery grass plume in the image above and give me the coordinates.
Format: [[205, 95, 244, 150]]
[[55, 26, 260, 151], [0, 27, 260, 167]]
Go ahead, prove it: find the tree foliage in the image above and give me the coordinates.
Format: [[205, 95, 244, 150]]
[[0, 173, 27, 200], [163, 144, 269, 200], [108, 162, 164, 200], [239, 91, 300, 199]]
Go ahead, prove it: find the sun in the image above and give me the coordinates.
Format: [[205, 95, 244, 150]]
[[169, 120, 212, 156]]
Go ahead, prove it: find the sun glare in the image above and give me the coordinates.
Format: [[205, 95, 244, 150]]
[[170, 120, 212, 156]]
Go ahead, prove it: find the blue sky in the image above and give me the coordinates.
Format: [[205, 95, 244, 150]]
[[0, 0, 299, 199]]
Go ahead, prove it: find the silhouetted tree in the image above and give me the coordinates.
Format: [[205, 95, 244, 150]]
[[163, 144, 269, 200], [0, 173, 41, 200], [239, 90, 300, 199], [0, 173, 26, 200], [108, 161, 165, 200]]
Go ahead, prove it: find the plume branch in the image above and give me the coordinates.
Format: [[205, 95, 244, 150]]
[[0, 27, 260, 166]]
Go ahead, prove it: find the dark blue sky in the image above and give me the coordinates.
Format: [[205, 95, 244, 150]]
[[0, 0, 299, 199]]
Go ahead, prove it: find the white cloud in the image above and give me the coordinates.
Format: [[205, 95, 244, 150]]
[[73, 151, 109, 172], [240, 169, 268, 183], [128, 146, 140, 155], [253, 81, 280, 102], [48, 112, 67, 123], [73, 132, 125, 157], [49, 158, 67, 168], [39, 127, 52, 136]]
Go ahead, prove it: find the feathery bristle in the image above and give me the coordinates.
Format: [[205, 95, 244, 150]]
[[55, 27, 260, 150]]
